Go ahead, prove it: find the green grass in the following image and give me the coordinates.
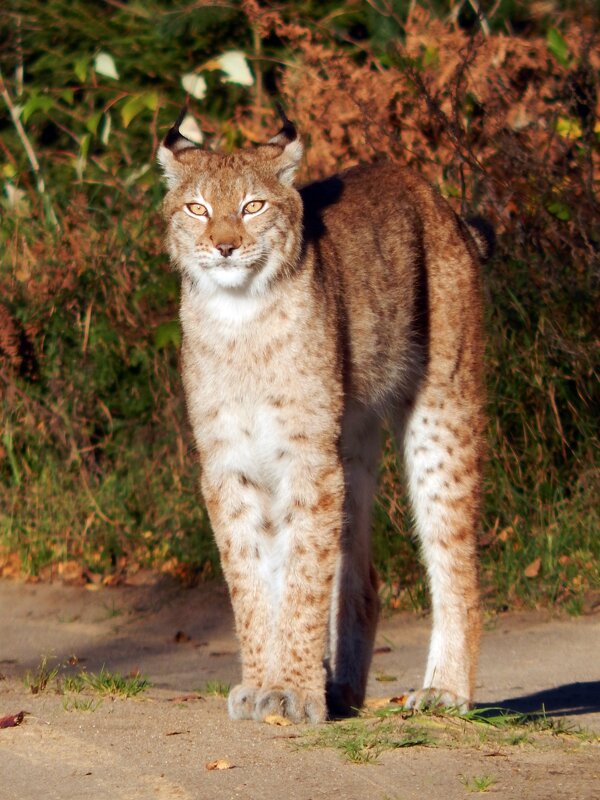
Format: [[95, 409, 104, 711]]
[[62, 697, 102, 712], [77, 667, 151, 698], [301, 718, 432, 764], [101, 601, 123, 620], [202, 680, 231, 698], [460, 774, 497, 792], [61, 674, 87, 694], [23, 658, 151, 699], [301, 704, 598, 764], [379, 704, 594, 739], [23, 655, 60, 694]]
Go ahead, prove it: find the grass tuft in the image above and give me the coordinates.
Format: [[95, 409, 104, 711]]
[[62, 697, 102, 712], [77, 667, 151, 698], [23, 655, 60, 694], [301, 718, 432, 764], [202, 680, 231, 698], [301, 704, 598, 764], [460, 774, 497, 792]]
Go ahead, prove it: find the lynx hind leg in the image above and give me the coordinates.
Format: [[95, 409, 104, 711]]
[[327, 404, 381, 718], [400, 388, 483, 710]]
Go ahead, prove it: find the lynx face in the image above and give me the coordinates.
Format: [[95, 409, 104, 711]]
[[159, 139, 303, 294]]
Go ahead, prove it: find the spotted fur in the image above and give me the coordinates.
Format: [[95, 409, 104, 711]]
[[158, 115, 485, 723]]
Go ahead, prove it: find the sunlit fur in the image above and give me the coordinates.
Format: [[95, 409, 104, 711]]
[[159, 127, 485, 723]]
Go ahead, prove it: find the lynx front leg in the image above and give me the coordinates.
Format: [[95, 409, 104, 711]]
[[400, 389, 483, 711], [201, 471, 275, 720], [253, 461, 345, 724], [326, 403, 381, 718]]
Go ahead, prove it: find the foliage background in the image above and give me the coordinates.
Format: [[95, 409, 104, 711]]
[[0, 0, 598, 611]]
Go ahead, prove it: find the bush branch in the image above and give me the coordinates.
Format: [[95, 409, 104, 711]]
[[0, 70, 59, 228]]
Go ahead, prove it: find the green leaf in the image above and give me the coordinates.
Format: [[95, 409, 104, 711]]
[[154, 320, 181, 350], [74, 57, 88, 83], [423, 45, 439, 68], [555, 116, 582, 140], [546, 27, 570, 66], [80, 132, 91, 160], [181, 73, 207, 100], [143, 91, 159, 112], [204, 51, 254, 86], [74, 133, 91, 179], [440, 182, 460, 198], [100, 112, 112, 146], [94, 52, 119, 80], [21, 95, 54, 123], [546, 200, 571, 221], [86, 111, 103, 135], [121, 92, 159, 127]]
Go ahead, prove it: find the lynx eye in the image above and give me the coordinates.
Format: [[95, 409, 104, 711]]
[[243, 200, 265, 215], [186, 202, 209, 218]]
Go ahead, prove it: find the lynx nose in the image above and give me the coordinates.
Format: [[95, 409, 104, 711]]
[[215, 242, 237, 258]]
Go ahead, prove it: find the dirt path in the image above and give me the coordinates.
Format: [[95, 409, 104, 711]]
[[1, 577, 598, 800]]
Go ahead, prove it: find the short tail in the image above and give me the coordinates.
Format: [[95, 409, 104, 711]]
[[464, 215, 495, 263]]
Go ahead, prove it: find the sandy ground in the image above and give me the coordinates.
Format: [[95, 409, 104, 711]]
[[0, 576, 599, 800]]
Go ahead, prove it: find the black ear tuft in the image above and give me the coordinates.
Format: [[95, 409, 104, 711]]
[[163, 105, 197, 153], [274, 102, 298, 143], [264, 104, 303, 186], [157, 106, 200, 186]]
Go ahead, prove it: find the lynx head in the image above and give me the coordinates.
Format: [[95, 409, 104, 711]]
[[158, 108, 303, 294]]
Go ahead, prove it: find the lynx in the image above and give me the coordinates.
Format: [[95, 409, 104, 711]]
[[158, 108, 488, 724]]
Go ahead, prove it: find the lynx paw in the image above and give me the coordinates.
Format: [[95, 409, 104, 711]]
[[254, 687, 326, 724], [228, 684, 258, 720], [404, 687, 470, 714]]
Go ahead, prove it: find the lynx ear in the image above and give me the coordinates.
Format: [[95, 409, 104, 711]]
[[266, 104, 303, 186], [157, 106, 198, 187]]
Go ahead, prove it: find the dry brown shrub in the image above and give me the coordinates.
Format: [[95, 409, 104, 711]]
[[235, 5, 598, 283]]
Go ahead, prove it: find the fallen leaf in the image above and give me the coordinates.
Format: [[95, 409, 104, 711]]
[[165, 730, 190, 736], [524, 557, 542, 578], [0, 711, 26, 729], [375, 673, 397, 682], [390, 694, 408, 706], [168, 694, 204, 703], [264, 714, 292, 727], [373, 646, 392, 654], [497, 527, 512, 542], [58, 560, 85, 583], [205, 759, 234, 771]]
